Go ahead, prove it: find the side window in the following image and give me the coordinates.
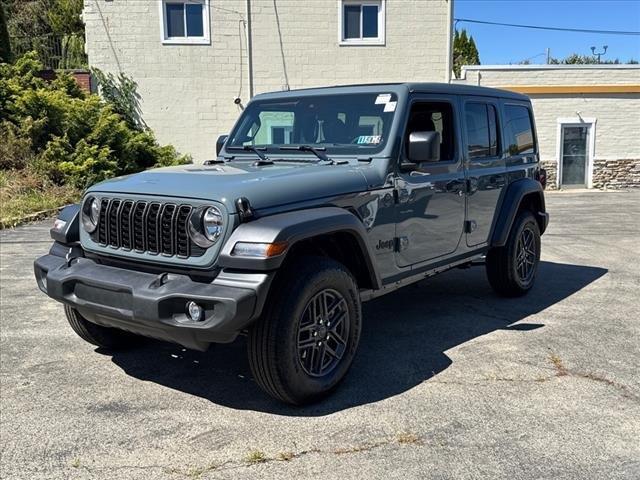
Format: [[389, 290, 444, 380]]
[[465, 103, 499, 159], [405, 102, 455, 161], [504, 105, 535, 155]]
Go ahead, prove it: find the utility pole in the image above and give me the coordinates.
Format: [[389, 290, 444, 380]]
[[245, 0, 254, 98], [546, 48, 550, 64], [591, 45, 608, 63]]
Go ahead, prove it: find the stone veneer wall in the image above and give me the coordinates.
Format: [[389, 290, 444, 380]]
[[592, 159, 640, 189], [540, 160, 558, 190], [541, 159, 640, 190]]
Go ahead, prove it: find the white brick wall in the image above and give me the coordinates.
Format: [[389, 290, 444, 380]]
[[83, 0, 451, 161]]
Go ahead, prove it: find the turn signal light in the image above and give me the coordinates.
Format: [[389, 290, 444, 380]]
[[231, 241, 288, 258]]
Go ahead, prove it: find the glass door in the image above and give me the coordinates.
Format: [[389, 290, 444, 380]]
[[560, 125, 589, 188]]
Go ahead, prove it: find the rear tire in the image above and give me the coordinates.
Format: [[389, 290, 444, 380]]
[[64, 305, 139, 350], [486, 210, 541, 297], [248, 257, 362, 405]]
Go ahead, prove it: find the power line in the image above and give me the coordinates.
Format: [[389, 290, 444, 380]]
[[454, 18, 640, 36]]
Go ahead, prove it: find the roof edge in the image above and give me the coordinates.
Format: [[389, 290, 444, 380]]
[[461, 64, 640, 71]]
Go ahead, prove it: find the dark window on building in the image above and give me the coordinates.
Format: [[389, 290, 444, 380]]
[[166, 3, 185, 37], [362, 6, 379, 38], [504, 105, 535, 155], [342, 2, 383, 42], [185, 4, 204, 36], [164, 1, 206, 39], [465, 103, 499, 159]]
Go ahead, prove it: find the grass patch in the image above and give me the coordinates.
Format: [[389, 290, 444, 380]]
[[0, 169, 80, 228], [549, 353, 568, 376], [396, 432, 423, 445], [245, 450, 267, 464], [277, 451, 295, 461]]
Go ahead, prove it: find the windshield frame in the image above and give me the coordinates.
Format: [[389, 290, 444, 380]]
[[223, 87, 405, 159]]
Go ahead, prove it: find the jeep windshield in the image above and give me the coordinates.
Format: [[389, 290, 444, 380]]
[[226, 92, 398, 157]]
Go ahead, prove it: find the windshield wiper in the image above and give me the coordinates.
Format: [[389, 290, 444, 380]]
[[226, 145, 272, 164], [279, 145, 330, 162]]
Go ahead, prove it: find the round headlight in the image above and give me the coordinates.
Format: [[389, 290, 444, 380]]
[[82, 196, 101, 233], [90, 198, 100, 225], [203, 206, 223, 242], [188, 205, 225, 248]]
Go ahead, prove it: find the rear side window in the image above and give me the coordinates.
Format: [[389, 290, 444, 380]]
[[504, 105, 535, 155], [465, 103, 498, 159]]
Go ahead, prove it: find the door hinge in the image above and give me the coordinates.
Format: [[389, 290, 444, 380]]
[[464, 220, 477, 233]]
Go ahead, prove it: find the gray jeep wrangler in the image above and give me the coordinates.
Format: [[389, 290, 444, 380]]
[[35, 83, 548, 405]]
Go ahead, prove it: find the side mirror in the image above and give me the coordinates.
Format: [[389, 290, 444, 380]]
[[216, 135, 228, 155], [408, 131, 440, 163]]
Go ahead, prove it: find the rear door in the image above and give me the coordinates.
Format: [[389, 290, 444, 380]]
[[462, 96, 506, 247]]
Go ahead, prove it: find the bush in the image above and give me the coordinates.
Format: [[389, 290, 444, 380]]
[[0, 52, 190, 190]]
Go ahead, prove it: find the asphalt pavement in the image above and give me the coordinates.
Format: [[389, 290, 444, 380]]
[[1, 190, 639, 479]]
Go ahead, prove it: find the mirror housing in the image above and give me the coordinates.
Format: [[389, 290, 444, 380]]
[[216, 135, 228, 155], [408, 131, 440, 163]]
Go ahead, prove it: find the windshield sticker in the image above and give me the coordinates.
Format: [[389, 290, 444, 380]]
[[356, 135, 382, 145], [375, 93, 392, 104], [383, 101, 397, 113]]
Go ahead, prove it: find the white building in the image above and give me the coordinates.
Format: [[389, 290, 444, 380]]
[[83, 0, 453, 161], [457, 64, 640, 189]]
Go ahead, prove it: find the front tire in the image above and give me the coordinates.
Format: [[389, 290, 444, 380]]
[[65, 306, 140, 350], [248, 257, 362, 405], [486, 210, 541, 297]]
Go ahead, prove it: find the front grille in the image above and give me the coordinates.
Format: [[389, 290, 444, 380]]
[[91, 198, 204, 258]]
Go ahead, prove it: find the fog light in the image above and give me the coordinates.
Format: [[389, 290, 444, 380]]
[[186, 301, 204, 322]]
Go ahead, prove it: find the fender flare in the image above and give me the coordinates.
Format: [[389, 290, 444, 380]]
[[50, 203, 80, 244], [218, 207, 381, 288], [490, 178, 548, 247]]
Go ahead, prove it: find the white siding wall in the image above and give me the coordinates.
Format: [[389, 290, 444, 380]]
[[83, 0, 451, 161]]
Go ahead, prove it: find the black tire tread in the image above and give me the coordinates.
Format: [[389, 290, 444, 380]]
[[486, 210, 540, 297], [248, 257, 359, 405]]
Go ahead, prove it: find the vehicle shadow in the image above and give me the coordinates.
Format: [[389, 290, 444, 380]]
[[104, 261, 607, 416]]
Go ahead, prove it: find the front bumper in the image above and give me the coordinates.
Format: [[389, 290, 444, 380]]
[[34, 247, 273, 350]]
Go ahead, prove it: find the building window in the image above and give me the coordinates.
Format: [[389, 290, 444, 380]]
[[160, 0, 210, 45], [339, 0, 385, 45]]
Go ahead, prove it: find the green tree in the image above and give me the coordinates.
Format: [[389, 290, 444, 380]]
[[2, 0, 85, 68], [453, 29, 480, 78], [0, 3, 11, 62], [549, 53, 637, 65]]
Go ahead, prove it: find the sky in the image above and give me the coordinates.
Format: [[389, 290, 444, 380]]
[[454, 0, 640, 64]]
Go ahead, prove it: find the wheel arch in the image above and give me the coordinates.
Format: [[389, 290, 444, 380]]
[[491, 178, 548, 247], [217, 207, 381, 290]]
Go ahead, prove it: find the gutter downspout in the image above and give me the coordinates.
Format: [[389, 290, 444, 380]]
[[245, 0, 254, 98], [445, 0, 453, 83]]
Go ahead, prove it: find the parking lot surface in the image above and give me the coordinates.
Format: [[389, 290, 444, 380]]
[[1, 190, 639, 479]]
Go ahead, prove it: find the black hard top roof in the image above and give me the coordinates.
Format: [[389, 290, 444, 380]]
[[254, 82, 529, 102]]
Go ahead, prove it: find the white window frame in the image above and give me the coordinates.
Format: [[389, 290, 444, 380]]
[[555, 117, 597, 189], [159, 0, 210, 45], [338, 0, 386, 46]]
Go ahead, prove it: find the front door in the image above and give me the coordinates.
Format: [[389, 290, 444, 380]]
[[394, 97, 465, 267], [560, 124, 591, 188]]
